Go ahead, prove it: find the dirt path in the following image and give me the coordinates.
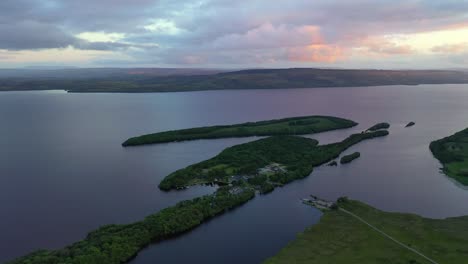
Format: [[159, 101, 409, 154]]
[[339, 208, 440, 264]]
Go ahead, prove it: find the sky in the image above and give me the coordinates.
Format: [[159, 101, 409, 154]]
[[0, 0, 467, 69]]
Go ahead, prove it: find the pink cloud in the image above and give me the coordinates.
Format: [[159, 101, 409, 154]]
[[434, 23, 468, 32], [210, 23, 324, 50], [288, 44, 344, 62]]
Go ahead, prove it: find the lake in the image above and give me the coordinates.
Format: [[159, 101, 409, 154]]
[[2, 84, 468, 263]]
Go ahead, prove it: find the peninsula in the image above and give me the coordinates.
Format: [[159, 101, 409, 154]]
[[430, 127, 468, 185], [159, 129, 388, 191], [9, 187, 255, 264], [264, 198, 468, 264]]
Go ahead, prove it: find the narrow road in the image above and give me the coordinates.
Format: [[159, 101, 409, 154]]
[[339, 208, 440, 264]]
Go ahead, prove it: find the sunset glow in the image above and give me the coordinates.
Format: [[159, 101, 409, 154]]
[[0, 0, 467, 68]]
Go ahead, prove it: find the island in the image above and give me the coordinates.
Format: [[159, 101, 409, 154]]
[[340, 152, 361, 164], [367, 122, 390, 131], [406, 121, 416, 127], [430, 127, 468, 185], [9, 120, 389, 264], [122, 116, 357, 146], [264, 198, 468, 264]]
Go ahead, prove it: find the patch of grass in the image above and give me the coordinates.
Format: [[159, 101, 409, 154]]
[[430, 128, 468, 186], [445, 161, 468, 185], [122, 116, 357, 146], [264, 199, 468, 264]]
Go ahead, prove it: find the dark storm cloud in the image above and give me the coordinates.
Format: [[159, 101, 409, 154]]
[[0, 21, 76, 50], [0, 0, 159, 50]]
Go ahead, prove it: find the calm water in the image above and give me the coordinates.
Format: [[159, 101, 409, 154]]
[[2, 84, 468, 263]]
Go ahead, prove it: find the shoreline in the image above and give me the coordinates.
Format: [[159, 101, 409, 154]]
[[1, 82, 468, 94]]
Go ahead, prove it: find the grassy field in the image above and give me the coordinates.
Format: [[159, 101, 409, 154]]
[[159, 130, 388, 191], [430, 128, 468, 185], [264, 199, 468, 264], [122, 116, 357, 146]]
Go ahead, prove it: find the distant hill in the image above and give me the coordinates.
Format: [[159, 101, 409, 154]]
[[1, 68, 467, 93], [0, 68, 225, 79]]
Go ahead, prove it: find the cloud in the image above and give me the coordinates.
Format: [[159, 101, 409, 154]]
[[354, 36, 416, 56], [0, 21, 76, 50], [208, 23, 323, 50], [0, 50, 15, 60], [431, 43, 468, 53], [0, 47, 118, 65], [288, 45, 344, 62], [430, 42, 468, 66], [75, 40, 159, 51], [1, 0, 468, 67], [0, 21, 157, 52]]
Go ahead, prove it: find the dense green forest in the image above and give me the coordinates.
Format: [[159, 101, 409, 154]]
[[8, 187, 255, 264], [1, 68, 468, 93], [340, 152, 361, 164], [430, 127, 468, 185], [159, 130, 389, 191], [122, 116, 357, 146], [264, 199, 468, 264]]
